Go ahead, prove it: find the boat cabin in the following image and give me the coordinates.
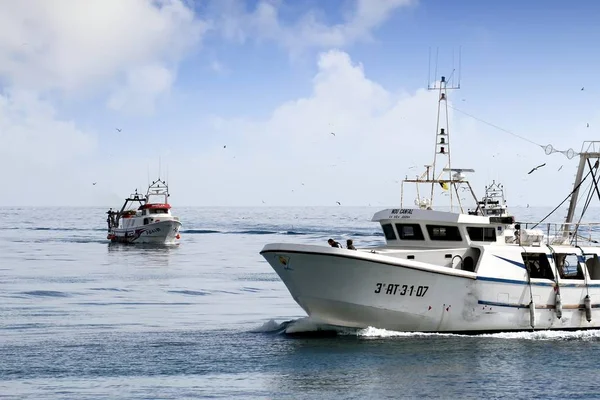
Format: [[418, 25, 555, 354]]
[[372, 208, 513, 249], [139, 203, 172, 216]]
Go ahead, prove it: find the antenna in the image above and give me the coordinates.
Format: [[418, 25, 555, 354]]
[[427, 47, 461, 90], [158, 156, 162, 180]]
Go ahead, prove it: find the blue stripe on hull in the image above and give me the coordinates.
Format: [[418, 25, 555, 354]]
[[478, 299, 600, 309]]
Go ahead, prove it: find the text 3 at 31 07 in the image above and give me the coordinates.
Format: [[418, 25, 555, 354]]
[[374, 283, 429, 297]]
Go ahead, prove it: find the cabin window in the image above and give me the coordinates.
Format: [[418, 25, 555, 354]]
[[382, 223, 397, 240], [553, 253, 585, 280], [395, 223, 425, 240], [521, 252, 554, 280], [426, 225, 462, 241], [466, 227, 496, 242]]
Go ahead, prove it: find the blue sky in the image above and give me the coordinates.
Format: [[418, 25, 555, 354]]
[[1, 0, 599, 207]]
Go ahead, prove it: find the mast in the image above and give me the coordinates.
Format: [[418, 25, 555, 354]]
[[428, 75, 454, 209], [563, 141, 600, 237], [401, 49, 479, 212]]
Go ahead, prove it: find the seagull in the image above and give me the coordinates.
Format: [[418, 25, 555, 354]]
[[336, 201, 341, 205], [223, 145, 226, 148], [581, 87, 585, 91], [330, 132, 336, 136], [528, 163, 546, 174], [558, 165, 563, 171], [92, 182, 97, 185], [587, 123, 590, 128], [115, 128, 122, 132], [262, 200, 266, 204]]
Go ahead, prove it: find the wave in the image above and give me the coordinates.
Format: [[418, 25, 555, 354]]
[[181, 228, 382, 237], [250, 317, 352, 337], [182, 229, 221, 234], [167, 290, 211, 296], [19, 290, 71, 298], [252, 318, 600, 341], [1, 227, 106, 232]]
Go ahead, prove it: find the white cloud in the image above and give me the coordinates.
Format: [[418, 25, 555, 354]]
[[161, 49, 575, 208], [209, 0, 417, 55], [0, 90, 96, 167], [0, 0, 207, 111], [107, 64, 175, 114], [0, 0, 209, 205], [0, 90, 98, 205]]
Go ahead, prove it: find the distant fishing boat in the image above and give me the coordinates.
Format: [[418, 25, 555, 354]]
[[106, 179, 181, 244], [260, 75, 600, 333]]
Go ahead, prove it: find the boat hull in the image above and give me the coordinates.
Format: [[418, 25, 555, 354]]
[[260, 244, 600, 332], [109, 220, 181, 244]]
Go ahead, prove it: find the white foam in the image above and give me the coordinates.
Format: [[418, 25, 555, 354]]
[[354, 327, 461, 338], [478, 329, 600, 341], [249, 319, 285, 333], [354, 326, 600, 341]]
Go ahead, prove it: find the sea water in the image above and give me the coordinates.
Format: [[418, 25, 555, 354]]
[[1, 206, 600, 399]]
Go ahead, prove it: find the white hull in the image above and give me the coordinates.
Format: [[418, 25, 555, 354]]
[[261, 244, 600, 333], [110, 220, 181, 244]]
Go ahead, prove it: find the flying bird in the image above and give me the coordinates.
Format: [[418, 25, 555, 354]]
[[336, 201, 341, 205], [92, 182, 97, 185], [581, 87, 585, 91], [587, 123, 590, 128], [528, 163, 546, 174], [558, 165, 563, 171], [330, 132, 336, 136], [115, 128, 122, 132]]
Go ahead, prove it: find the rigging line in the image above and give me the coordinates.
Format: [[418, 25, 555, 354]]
[[575, 180, 594, 209], [447, 105, 541, 147], [573, 176, 595, 240], [531, 169, 593, 229], [586, 159, 600, 202]]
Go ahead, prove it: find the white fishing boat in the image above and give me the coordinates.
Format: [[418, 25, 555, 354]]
[[260, 76, 600, 333], [106, 179, 181, 244]]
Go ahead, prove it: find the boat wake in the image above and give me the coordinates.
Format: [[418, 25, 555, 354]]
[[252, 318, 600, 341]]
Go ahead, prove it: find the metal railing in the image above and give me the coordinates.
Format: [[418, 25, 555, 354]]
[[514, 222, 600, 246]]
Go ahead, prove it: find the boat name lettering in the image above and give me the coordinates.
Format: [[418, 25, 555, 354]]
[[374, 283, 429, 297], [391, 209, 412, 215], [146, 227, 161, 235]]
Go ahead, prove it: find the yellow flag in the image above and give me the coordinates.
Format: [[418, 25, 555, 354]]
[[439, 181, 449, 190]]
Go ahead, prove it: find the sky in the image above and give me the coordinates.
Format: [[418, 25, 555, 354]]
[[1, 0, 600, 207]]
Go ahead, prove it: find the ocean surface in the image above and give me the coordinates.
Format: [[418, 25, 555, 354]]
[[2, 206, 600, 399]]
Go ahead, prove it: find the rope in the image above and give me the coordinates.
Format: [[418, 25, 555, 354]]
[[531, 169, 593, 229], [448, 105, 542, 147]]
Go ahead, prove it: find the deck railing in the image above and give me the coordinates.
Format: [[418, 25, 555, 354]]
[[516, 222, 600, 246]]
